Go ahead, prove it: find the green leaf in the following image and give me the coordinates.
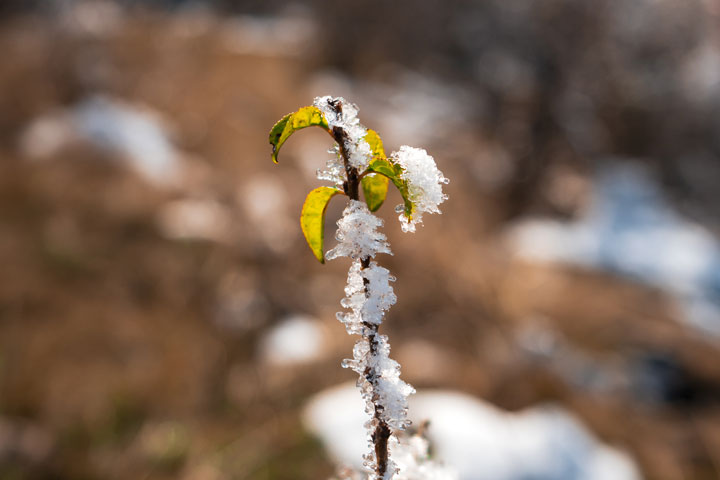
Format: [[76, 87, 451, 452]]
[[359, 130, 390, 212], [301, 186, 342, 263], [366, 157, 414, 219], [367, 157, 400, 178], [270, 106, 330, 164], [361, 173, 389, 212]]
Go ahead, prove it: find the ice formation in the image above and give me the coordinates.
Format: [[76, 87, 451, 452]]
[[314, 95, 373, 172], [342, 335, 415, 431], [316, 95, 453, 479], [338, 260, 397, 335], [391, 146, 449, 233], [327, 201, 392, 261], [317, 144, 347, 186], [304, 384, 641, 480], [327, 201, 412, 479], [328, 198, 414, 478]]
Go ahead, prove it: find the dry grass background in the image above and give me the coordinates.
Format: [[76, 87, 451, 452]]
[[1, 5, 720, 480]]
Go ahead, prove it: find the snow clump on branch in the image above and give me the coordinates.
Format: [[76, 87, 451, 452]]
[[342, 334, 414, 431], [338, 260, 398, 335], [327, 200, 392, 261], [314, 95, 373, 172], [392, 146, 449, 233]]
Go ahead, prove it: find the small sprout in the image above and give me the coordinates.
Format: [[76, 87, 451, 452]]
[[268, 96, 448, 480]]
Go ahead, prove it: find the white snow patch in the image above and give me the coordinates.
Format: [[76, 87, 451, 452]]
[[366, 72, 477, 146], [303, 383, 642, 480], [20, 96, 181, 187], [59, 0, 125, 37], [508, 161, 720, 335], [156, 199, 232, 243], [259, 315, 325, 366]]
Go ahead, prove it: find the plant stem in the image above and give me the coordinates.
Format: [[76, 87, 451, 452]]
[[332, 118, 392, 480]]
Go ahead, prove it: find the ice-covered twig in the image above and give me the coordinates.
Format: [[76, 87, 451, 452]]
[[272, 95, 448, 479], [320, 97, 414, 480]]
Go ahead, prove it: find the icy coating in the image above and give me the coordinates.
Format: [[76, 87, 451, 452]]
[[335, 433, 457, 480], [317, 144, 346, 186], [327, 201, 392, 261], [314, 95, 373, 173], [342, 334, 415, 431], [391, 146, 449, 233], [338, 260, 397, 335], [328, 200, 413, 479], [316, 95, 450, 479]]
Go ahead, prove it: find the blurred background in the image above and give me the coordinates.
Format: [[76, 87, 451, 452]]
[[2, 0, 720, 479]]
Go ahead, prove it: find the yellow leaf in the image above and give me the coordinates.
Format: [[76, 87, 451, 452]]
[[301, 187, 343, 263], [365, 129, 386, 160], [269, 106, 330, 164]]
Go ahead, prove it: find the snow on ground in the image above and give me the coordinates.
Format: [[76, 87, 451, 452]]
[[303, 383, 641, 480], [259, 315, 326, 366], [20, 95, 181, 187], [156, 198, 233, 243], [508, 161, 720, 336]]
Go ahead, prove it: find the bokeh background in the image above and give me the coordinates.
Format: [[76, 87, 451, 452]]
[[2, 1, 720, 479]]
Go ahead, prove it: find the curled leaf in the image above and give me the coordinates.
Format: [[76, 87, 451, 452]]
[[269, 106, 330, 163], [301, 186, 343, 263]]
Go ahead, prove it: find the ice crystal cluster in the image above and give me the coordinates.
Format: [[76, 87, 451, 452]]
[[315, 95, 373, 180], [392, 146, 449, 233], [335, 433, 457, 480], [328, 199, 415, 479], [327, 201, 392, 261], [314, 96, 449, 235], [342, 335, 415, 431], [312, 95, 449, 480], [338, 260, 397, 335]]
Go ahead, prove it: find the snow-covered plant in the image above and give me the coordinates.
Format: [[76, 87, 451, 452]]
[[269, 96, 448, 479]]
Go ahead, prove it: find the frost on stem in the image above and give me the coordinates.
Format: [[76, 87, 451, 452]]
[[327, 200, 392, 261], [314, 95, 373, 177], [391, 146, 449, 233], [338, 260, 397, 335], [279, 95, 450, 479], [334, 432, 457, 480], [317, 144, 347, 186], [342, 334, 414, 432], [328, 199, 414, 479]]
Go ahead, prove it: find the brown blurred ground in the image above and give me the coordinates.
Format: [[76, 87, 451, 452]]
[[1, 4, 720, 480]]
